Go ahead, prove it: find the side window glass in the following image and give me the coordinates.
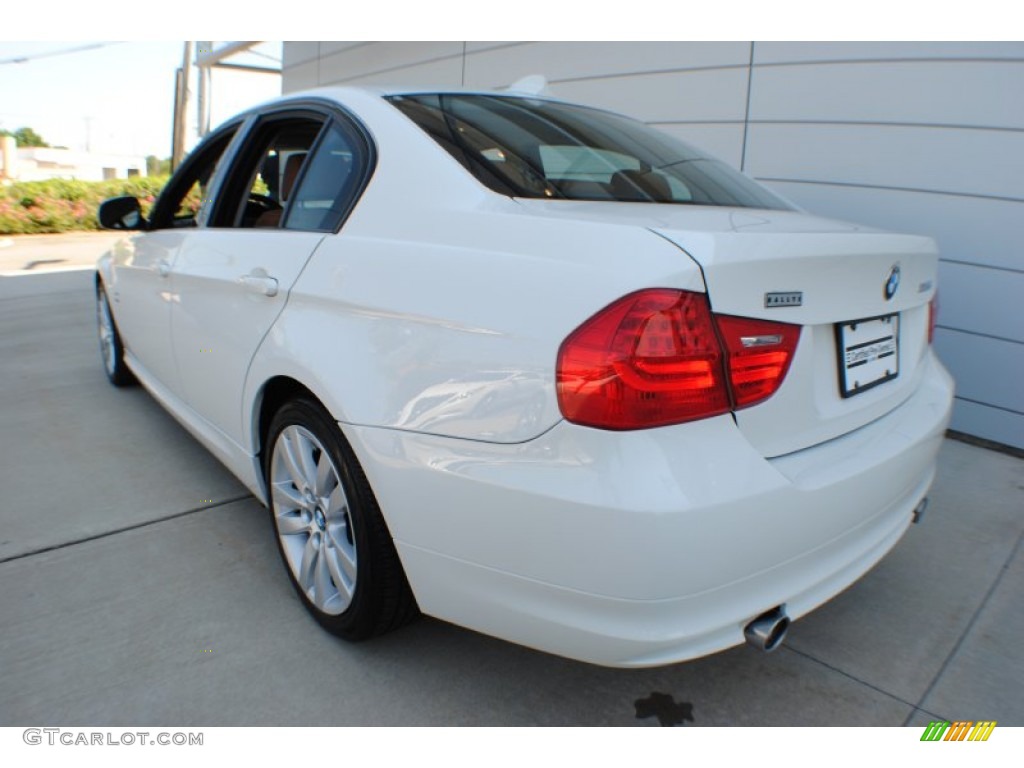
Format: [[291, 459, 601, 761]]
[[150, 127, 238, 230], [284, 120, 365, 232], [215, 117, 323, 229]]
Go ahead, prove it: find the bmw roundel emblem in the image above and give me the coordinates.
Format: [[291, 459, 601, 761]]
[[884, 265, 901, 300]]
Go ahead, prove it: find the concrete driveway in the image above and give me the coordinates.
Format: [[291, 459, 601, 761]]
[[1, 242, 1022, 726], [0, 232, 125, 276]]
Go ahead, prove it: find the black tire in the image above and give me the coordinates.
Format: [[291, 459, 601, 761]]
[[96, 282, 136, 387], [264, 398, 418, 640]]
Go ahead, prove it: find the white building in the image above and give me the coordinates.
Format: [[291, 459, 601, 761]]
[[0, 138, 145, 182], [281, 42, 1024, 451]]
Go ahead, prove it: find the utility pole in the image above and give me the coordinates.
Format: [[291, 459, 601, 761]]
[[171, 68, 183, 169], [171, 41, 194, 171], [197, 41, 211, 139]]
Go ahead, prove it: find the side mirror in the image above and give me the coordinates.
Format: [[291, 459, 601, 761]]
[[98, 196, 146, 231]]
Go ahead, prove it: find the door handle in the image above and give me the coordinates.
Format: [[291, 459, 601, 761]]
[[157, 259, 171, 277], [238, 271, 279, 297]]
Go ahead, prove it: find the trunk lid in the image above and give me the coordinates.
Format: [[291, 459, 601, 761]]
[[517, 201, 940, 456]]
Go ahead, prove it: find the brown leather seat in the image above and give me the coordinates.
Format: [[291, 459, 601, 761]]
[[254, 152, 307, 228]]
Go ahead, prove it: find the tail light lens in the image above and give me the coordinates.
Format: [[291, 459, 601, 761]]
[[714, 314, 801, 408], [927, 291, 939, 345], [556, 289, 800, 430], [556, 289, 729, 430]]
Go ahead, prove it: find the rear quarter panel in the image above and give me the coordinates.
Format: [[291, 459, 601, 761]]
[[244, 201, 705, 445]]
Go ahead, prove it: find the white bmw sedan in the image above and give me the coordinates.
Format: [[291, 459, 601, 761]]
[[95, 86, 954, 667]]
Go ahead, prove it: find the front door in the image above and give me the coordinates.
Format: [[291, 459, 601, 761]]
[[113, 124, 241, 393]]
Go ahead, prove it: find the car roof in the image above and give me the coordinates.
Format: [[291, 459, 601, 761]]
[[247, 83, 569, 115]]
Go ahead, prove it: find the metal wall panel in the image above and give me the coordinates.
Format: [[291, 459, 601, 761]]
[[934, 329, 1024, 414], [550, 68, 749, 123], [745, 123, 1024, 201], [754, 41, 1024, 64], [936, 262, 1024, 344], [760, 181, 1023, 273], [748, 61, 1024, 130], [282, 59, 318, 91], [465, 42, 525, 53], [317, 42, 463, 85], [319, 42, 368, 57], [331, 58, 464, 88], [948, 399, 1024, 450], [462, 41, 749, 88], [282, 42, 320, 67]]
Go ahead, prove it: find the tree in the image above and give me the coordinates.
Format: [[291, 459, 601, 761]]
[[0, 126, 49, 147], [146, 155, 172, 176]]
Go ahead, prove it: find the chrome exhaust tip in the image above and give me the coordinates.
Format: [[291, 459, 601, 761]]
[[744, 607, 790, 652], [912, 496, 929, 524]]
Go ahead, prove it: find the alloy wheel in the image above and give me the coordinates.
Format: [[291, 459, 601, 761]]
[[269, 425, 358, 615], [96, 290, 116, 375]]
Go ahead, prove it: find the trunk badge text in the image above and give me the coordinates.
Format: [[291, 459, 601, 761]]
[[765, 291, 802, 308]]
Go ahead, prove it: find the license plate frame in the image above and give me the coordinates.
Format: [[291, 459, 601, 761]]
[[835, 313, 900, 398]]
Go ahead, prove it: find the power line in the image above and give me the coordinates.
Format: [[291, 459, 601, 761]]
[[0, 41, 123, 67]]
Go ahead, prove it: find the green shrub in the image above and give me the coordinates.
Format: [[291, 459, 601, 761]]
[[0, 176, 170, 235]]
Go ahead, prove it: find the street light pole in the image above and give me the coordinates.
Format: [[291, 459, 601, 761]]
[[197, 41, 212, 139]]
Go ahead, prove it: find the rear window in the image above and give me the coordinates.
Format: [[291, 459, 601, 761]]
[[386, 93, 792, 210]]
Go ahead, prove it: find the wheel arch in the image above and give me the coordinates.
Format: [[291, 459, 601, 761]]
[[253, 375, 325, 471]]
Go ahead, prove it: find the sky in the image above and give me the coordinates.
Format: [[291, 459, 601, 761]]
[[0, 41, 282, 159]]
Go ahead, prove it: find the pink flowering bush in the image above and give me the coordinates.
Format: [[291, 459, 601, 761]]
[[0, 175, 170, 234]]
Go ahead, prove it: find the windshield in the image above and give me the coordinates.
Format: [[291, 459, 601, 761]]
[[386, 93, 792, 210]]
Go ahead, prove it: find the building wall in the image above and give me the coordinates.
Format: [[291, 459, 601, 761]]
[[283, 41, 1024, 450], [0, 144, 145, 182]]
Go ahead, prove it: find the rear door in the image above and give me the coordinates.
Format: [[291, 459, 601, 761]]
[[168, 107, 372, 448]]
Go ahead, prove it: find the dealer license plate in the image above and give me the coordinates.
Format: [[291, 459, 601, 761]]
[[835, 314, 899, 398]]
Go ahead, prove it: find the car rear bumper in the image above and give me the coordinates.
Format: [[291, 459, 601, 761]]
[[344, 350, 954, 667]]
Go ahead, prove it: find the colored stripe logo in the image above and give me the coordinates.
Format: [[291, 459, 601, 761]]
[[920, 721, 997, 741]]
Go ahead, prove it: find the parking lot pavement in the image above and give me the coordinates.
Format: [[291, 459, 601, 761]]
[[0, 232, 125, 276], [0, 270, 248, 562], [1, 266, 1022, 726]]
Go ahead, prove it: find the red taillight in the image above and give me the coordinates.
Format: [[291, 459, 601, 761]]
[[927, 291, 939, 345], [556, 289, 800, 430], [556, 289, 730, 430], [714, 314, 801, 408], [557, 290, 802, 434]]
